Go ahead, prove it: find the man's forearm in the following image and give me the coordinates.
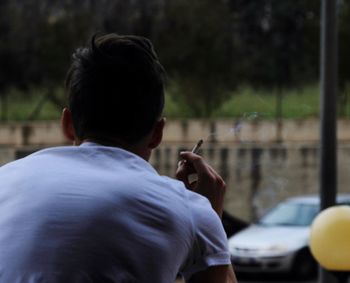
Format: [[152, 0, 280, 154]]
[[185, 265, 238, 283], [227, 264, 238, 283]]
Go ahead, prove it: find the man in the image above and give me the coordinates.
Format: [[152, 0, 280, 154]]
[[0, 34, 237, 283]]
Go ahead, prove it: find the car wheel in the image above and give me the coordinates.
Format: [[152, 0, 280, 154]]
[[291, 249, 318, 280]]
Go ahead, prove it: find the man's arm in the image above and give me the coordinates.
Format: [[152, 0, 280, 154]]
[[176, 152, 238, 283], [176, 152, 226, 217], [186, 265, 238, 283]]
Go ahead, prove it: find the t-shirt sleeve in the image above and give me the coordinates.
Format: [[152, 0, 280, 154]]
[[180, 192, 231, 280]]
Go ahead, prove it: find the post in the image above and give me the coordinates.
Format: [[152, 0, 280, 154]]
[[319, 0, 338, 282]]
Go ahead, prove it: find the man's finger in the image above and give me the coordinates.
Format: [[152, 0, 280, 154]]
[[179, 152, 211, 178], [176, 162, 196, 189]]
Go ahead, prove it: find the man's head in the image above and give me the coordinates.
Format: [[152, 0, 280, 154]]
[[63, 34, 166, 151]]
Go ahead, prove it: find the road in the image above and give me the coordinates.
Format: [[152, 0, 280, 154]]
[[239, 281, 315, 283], [177, 280, 316, 282], [238, 279, 316, 283], [234, 273, 317, 283], [175, 274, 318, 283], [177, 279, 316, 283]]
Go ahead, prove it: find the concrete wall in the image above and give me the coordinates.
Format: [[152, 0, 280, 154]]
[[2, 119, 350, 146], [1, 119, 350, 223], [0, 121, 67, 146]]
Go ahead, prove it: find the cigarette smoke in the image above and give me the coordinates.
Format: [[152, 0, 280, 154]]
[[205, 111, 263, 143]]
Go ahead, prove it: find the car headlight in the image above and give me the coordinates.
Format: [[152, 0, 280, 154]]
[[265, 244, 289, 254], [228, 241, 239, 253], [229, 242, 291, 256]]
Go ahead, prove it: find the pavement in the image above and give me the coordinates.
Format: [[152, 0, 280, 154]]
[[234, 273, 316, 283], [238, 279, 316, 283], [239, 281, 315, 283], [176, 280, 316, 283], [175, 274, 317, 283]]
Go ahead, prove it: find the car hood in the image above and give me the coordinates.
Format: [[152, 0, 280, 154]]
[[229, 224, 310, 251]]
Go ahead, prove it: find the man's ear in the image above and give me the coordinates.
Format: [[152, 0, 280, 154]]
[[148, 118, 165, 149], [61, 108, 76, 142]]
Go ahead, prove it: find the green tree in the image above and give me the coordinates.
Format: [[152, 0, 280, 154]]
[[96, 0, 236, 117], [231, 0, 320, 88], [0, 0, 96, 119], [230, 0, 320, 138], [3, 0, 350, 120], [154, 0, 236, 117]]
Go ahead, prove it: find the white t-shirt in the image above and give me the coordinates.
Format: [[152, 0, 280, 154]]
[[0, 142, 230, 283]]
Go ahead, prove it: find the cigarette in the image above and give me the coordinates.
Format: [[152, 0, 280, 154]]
[[191, 139, 203, 154], [178, 139, 203, 167]]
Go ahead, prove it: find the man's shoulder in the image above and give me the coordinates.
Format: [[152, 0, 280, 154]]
[[0, 146, 71, 169]]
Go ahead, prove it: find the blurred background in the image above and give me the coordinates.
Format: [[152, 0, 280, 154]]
[[1, 1, 350, 281], [2, 0, 350, 121]]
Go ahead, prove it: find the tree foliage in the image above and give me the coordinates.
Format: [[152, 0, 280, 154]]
[[0, 0, 94, 91], [0, 0, 349, 117], [154, 0, 235, 116], [231, 0, 320, 89]]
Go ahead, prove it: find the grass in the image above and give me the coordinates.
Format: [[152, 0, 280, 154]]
[[0, 87, 63, 121], [0, 84, 331, 121], [212, 85, 321, 119], [163, 84, 322, 119]]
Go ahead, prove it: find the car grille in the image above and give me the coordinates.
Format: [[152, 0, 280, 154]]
[[232, 260, 262, 268], [231, 256, 284, 269]]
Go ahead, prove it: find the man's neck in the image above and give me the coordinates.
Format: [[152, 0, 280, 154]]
[[81, 137, 151, 161]]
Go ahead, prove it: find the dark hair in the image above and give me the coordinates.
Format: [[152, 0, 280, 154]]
[[65, 33, 165, 144]]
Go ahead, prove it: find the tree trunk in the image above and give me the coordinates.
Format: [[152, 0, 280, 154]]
[[0, 92, 8, 121], [275, 85, 283, 143]]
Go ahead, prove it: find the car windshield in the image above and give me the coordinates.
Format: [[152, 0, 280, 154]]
[[258, 202, 319, 226]]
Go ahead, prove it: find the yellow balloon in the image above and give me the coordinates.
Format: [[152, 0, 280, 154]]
[[310, 205, 350, 271]]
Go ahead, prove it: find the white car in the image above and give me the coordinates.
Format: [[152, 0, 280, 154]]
[[228, 194, 350, 279]]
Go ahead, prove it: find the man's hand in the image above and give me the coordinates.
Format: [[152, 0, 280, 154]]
[[176, 151, 226, 218]]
